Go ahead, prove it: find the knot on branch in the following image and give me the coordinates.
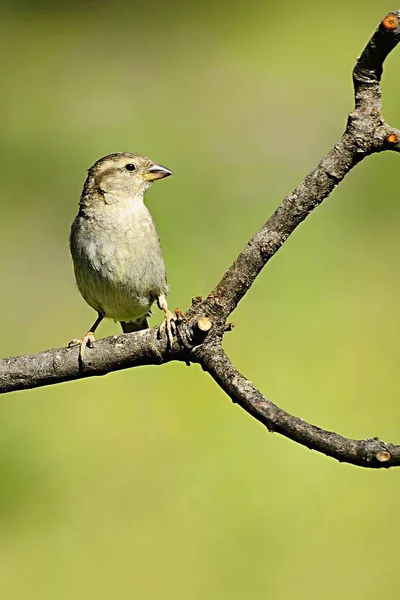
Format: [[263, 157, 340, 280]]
[[376, 450, 391, 463], [259, 238, 283, 260], [359, 438, 394, 467]]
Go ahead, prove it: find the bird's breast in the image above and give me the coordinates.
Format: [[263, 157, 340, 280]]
[[70, 203, 167, 320]]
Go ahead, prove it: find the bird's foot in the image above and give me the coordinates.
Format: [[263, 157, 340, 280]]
[[158, 309, 177, 347], [68, 332, 96, 364], [67, 314, 103, 367]]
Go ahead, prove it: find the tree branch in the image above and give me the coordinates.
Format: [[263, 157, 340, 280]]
[[200, 12, 400, 321], [197, 343, 399, 468], [0, 328, 175, 393], [2, 12, 400, 469]]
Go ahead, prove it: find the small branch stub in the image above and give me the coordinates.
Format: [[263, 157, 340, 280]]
[[174, 307, 184, 323], [382, 13, 399, 30], [196, 317, 212, 333], [376, 451, 391, 463], [191, 316, 213, 346], [386, 132, 398, 143]]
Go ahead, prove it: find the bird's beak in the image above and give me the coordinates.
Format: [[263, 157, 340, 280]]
[[144, 164, 173, 181]]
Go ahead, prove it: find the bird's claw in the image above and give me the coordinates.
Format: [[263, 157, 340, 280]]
[[68, 332, 96, 363], [158, 310, 176, 347]]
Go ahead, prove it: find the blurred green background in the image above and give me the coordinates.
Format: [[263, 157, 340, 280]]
[[0, 0, 400, 597]]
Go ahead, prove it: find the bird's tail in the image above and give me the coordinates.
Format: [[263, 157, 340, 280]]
[[120, 316, 149, 333]]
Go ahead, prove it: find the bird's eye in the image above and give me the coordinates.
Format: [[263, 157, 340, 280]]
[[125, 163, 136, 171]]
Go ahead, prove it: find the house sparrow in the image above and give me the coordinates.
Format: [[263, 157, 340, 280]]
[[69, 152, 175, 361]]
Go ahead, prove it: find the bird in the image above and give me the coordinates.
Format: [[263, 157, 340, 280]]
[[69, 152, 176, 361]]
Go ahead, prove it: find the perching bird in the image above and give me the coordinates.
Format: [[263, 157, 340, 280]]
[[69, 152, 175, 360]]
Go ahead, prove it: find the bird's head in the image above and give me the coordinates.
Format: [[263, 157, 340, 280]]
[[82, 152, 173, 201]]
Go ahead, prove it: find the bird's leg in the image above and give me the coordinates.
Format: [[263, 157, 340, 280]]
[[157, 294, 176, 346], [68, 313, 104, 362]]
